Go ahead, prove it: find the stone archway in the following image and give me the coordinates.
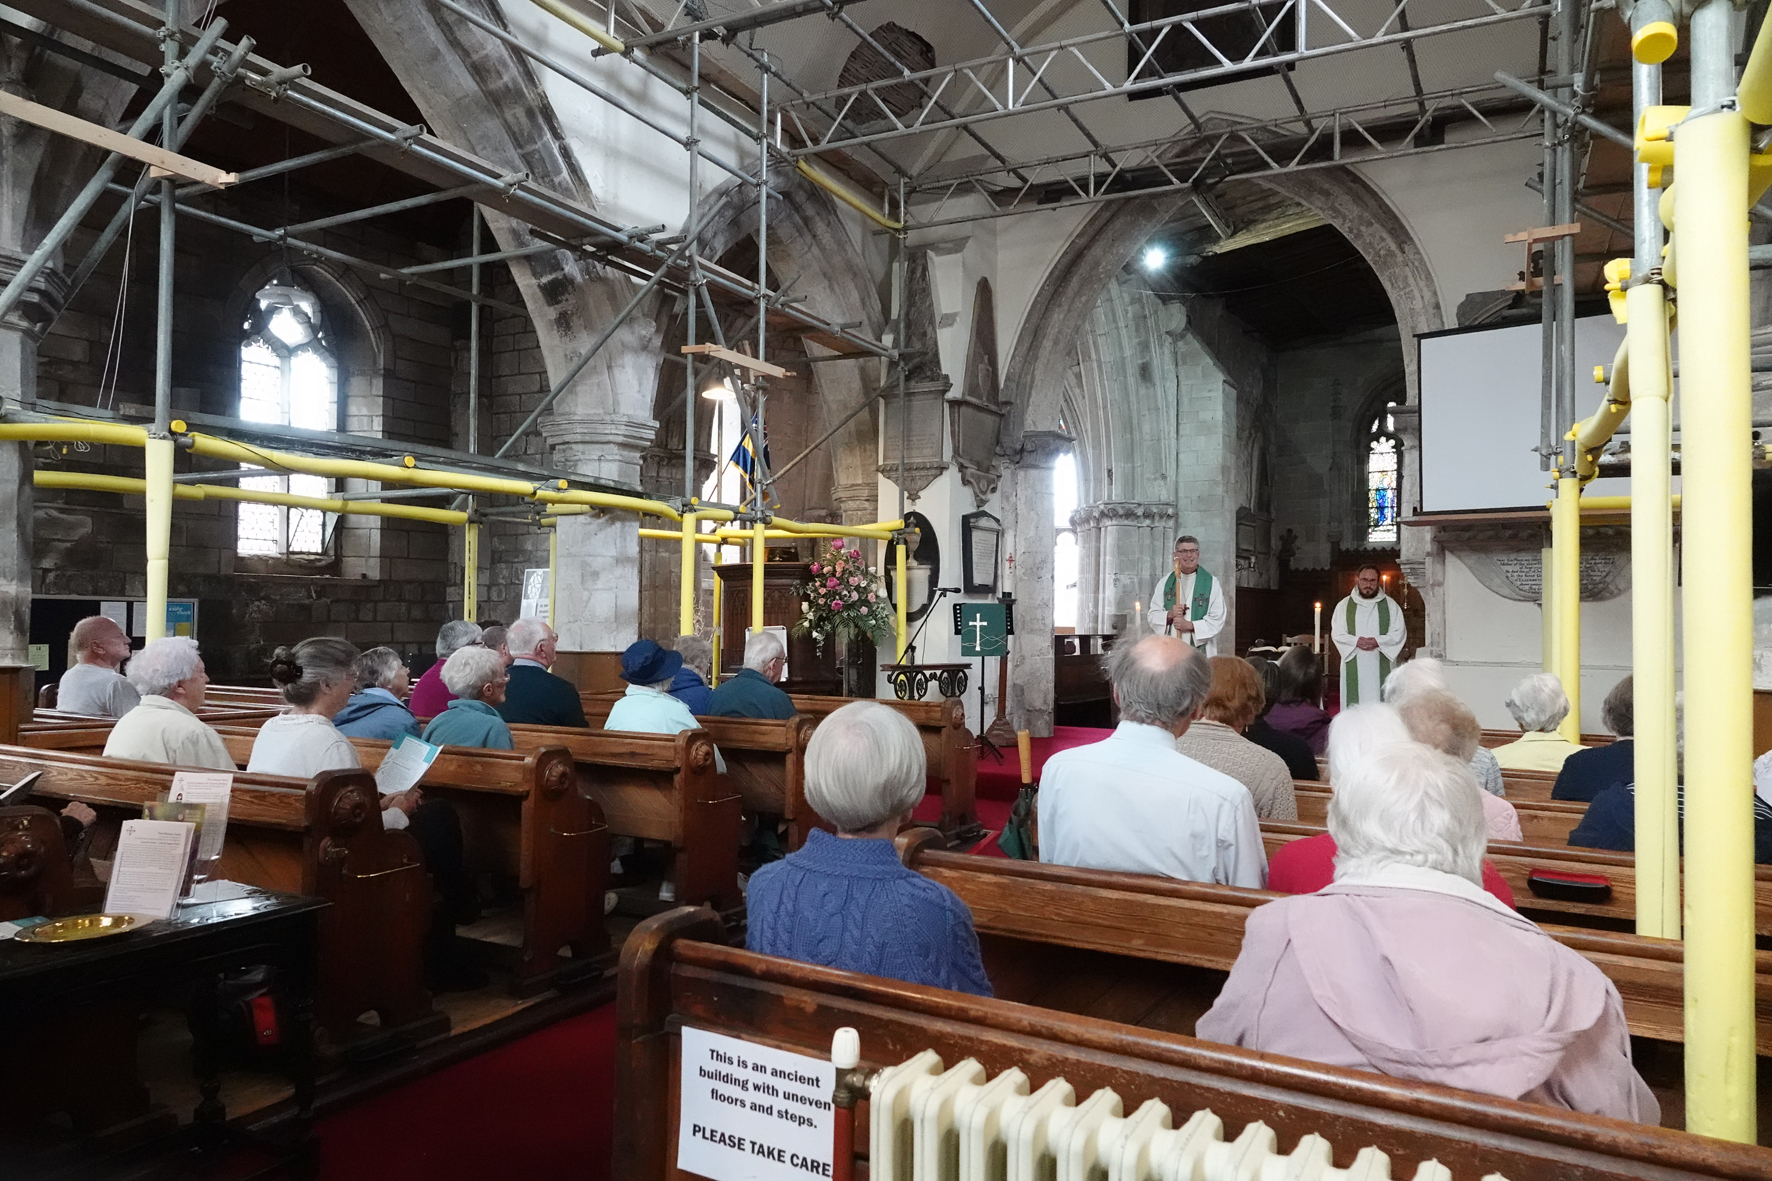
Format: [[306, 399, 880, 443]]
[[996, 167, 1441, 732], [689, 169, 886, 523]]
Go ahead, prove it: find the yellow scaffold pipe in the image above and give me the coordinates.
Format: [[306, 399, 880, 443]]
[[679, 512, 698, 636], [751, 519, 767, 634], [31, 470, 474, 525], [524, 0, 625, 52], [1571, 338, 1632, 482], [0, 421, 150, 448], [1565, 494, 1683, 512], [1627, 284, 1681, 942], [144, 437, 173, 644], [1550, 473, 1582, 744], [1675, 81, 1757, 1142], [463, 521, 480, 621], [895, 537, 908, 661], [796, 162, 904, 231], [546, 528, 558, 628]]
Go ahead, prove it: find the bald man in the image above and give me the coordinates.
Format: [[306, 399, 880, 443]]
[[58, 615, 140, 718], [1038, 635, 1265, 887]]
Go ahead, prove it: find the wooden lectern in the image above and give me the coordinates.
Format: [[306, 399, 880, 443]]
[[714, 562, 839, 695]]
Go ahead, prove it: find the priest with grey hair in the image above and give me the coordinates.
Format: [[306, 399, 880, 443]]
[[1199, 736, 1657, 1122], [1038, 634, 1265, 887], [744, 701, 991, 995]]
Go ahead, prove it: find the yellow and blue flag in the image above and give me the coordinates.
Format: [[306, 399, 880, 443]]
[[730, 414, 771, 488]]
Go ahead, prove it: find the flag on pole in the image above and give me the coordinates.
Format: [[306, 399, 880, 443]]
[[730, 414, 771, 491]]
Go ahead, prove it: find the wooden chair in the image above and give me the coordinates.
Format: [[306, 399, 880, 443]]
[[0, 746, 441, 1052], [616, 907, 1772, 1181], [509, 724, 743, 910]]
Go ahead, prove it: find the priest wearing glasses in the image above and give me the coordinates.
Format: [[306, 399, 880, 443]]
[[1145, 535, 1227, 656]]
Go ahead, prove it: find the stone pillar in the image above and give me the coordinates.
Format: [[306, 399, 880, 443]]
[[544, 413, 657, 651], [0, 250, 58, 665], [1072, 506, 1102, 633], [831, 481, 880, 527], [1008, 430, 1072, 737]]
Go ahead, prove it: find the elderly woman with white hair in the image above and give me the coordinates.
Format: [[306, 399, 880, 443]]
[[1266, 706, 1516, 906], [1383, 656, 1505, 797], [421, 646, 514, 749], [1492, 672, 1586, 772], [1394, 690, 1523, 842], [1199, 735, 1657, 1123], [334, 646, 421, 741], [745, 701, 991, 996], [102, 637, 234, 770]]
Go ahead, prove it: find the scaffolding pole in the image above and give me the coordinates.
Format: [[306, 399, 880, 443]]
[[1679, 0, 1757, 1142], [1627, 0, 1679, 944]]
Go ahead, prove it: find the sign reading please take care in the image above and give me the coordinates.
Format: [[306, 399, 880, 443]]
[[676, 1026, 836, 1181]]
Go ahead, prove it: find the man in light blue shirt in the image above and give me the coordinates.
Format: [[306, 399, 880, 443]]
[[1039, 635, 1266, 888], [604, 638, 724, 772]]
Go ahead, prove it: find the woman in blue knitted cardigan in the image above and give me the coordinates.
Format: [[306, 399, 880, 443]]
[[744, 701, 993, 996]]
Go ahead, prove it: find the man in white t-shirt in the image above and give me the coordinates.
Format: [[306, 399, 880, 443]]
[[57, 615, 140, 718], [1038, 634, 1266, 887]]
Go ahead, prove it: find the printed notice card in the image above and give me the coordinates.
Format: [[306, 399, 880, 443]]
[[104, 819, 197, 920], [375, 734, 440, 798], [169, 771, 233, 863], [677, 1026, 835, 1181]]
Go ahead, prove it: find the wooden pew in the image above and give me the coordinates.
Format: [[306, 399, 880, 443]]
[[508, 724, 743, 911], [211, 727, 611, 995], [1293, 780, 1588, 845], [202, 683, 286, 708], [789, 693, 981, 840], [617, 907, 1772, 1181], [896, 831, 1772, 1057], [0, 746, 439, 1052], [1260, 821, 1772, 940], [577, 701, 822, 850], [1482, 727, 1612, 749]]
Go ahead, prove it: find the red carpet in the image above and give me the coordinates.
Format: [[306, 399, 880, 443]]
[[975, 726, 1111, 801], [316, 1003, 616, 1181]]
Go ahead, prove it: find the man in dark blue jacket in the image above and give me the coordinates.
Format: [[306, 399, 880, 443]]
[[496, 618, 588, 728], [1553, 676, 1634, 801], [707, 630, 796, 720]]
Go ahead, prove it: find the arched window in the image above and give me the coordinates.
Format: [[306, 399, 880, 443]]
[[237, 282, 337, 556], [1365, 400, 1402, 545]]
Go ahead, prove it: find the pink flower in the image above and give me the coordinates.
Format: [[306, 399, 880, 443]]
[[809, 562, 820, 574], [831, 539, 845, 550], [827, 577, 839, 588], [868, 592, 876, 602]]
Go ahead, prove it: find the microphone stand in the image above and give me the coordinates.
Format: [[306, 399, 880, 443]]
[[897, 586, 960, 667]]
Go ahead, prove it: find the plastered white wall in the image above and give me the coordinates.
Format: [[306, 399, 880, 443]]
[[1438, 548, 1673, 732], [1355, 134, 1546, 326]]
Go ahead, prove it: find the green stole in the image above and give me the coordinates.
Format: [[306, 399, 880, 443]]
[[1162, 567, 1214, 646], [1344, 594, 1393, 704]]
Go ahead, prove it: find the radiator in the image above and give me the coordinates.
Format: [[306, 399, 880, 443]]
[[864, 1048, 1509, 1181]]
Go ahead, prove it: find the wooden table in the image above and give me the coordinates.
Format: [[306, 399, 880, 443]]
[[0, 885, 326, 1167]]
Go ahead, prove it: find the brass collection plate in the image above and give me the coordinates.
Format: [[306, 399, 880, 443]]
[[13, 914, 145, 943]]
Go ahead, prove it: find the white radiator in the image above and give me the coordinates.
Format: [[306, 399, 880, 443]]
[[865, 1049, 1510, 1181]]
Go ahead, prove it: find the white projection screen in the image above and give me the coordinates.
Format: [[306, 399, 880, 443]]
[[1419, 316, 1637, 512]]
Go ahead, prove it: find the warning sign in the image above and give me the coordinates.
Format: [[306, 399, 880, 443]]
[[676, 1026, 836, 1181]]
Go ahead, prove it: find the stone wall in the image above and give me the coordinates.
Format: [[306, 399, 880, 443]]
[[27, 181, 475, 679]]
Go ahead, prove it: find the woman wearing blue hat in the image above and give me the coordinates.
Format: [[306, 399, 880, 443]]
[[603, 638, 725, 773]]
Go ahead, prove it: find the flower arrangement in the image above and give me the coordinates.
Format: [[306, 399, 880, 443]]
[[793, 538, 894, 652]]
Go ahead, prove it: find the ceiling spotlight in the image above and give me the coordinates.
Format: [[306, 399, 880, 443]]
[[1143, 246, 1169, 271]]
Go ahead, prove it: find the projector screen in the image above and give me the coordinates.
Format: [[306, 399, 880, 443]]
[[1418, 316, 1638, 513]]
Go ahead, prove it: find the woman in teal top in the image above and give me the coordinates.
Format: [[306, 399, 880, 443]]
[[422, 646, 514, 749]]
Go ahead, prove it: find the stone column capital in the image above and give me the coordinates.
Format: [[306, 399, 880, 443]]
[[1016, 429, 1074, 469], [542, 413, 659, 487], [0, 248, 70, 343]]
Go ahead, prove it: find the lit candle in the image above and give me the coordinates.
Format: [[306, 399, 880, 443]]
[[1313, 601, 1322, 654]]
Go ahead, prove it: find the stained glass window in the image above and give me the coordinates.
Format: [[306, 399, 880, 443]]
[[237, 283, 337, 557], [1366, 405, 1401, 544]]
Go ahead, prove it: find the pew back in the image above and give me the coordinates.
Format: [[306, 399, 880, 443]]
[[616, 907, 1772, 1181]]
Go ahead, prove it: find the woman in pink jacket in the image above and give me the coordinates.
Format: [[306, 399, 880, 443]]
[[1198, 737, 1657, 1123]]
